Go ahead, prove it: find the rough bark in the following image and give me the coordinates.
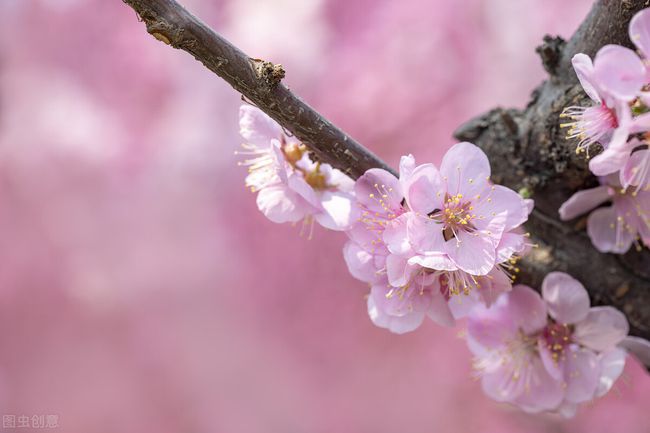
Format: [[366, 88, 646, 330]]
[[121, 0, 650, 343], [455, 0, 650, 340]]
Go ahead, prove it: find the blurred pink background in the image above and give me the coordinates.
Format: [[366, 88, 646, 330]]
[[1, 0, 649, 432]]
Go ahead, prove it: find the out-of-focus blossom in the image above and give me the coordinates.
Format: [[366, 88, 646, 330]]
[[237, 105, 356, 231], [559, 174, 650, 253], [468, 272, 631, 416]]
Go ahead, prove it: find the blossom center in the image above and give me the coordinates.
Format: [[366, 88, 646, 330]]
[[561, 104, 618, 155], [430, 193, 476, 240], [542, 322, 573, 361]]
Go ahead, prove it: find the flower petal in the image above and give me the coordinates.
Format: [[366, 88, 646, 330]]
[[558, 186, 611, 220], [509, 285, 548, 334], [355, 168, 402, 213], [595, 348, 627, 398], [513, 357, 564, 413], [383, 213, 411, 255], [619, 336, 650, 368], [367, 293, 425, 334], [403, 164, 443, 214], [239, 105, 282, 146], [343, 241, 380, 284], [630, 8, 650, 60], [256, 184, 311, 223], [541, 272, 590, 324], [593, 45, 646, 102], [472, 185, 529, 231], [440, 142, 491, 198], [571, 53, 601, 103], [587, 206, 635, 253], [573, 306, 629, 351], [426, 290, 455, 327], [315, 191, 357, 231], [563, 346, 601, 404], [444, 229, 497, 276]]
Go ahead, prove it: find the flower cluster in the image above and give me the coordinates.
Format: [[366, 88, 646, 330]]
[[237, 105, 357, 233], [561, 8, 650, 252], [236, 104, 650, 417], [344, 142, 533, 333], [468, 272, 631, 416]]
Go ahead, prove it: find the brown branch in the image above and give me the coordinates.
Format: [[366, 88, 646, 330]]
[[121, 0, 650, 346], [121, 0, 393, 179]]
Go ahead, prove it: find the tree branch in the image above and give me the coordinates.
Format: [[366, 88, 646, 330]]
[[121, 0, 650, 344], [121, 0, 393, 179]]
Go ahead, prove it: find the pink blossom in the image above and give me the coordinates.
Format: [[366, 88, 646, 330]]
[[559, 174, 650, 253], [344, 148, 530, 333], [620, 139, 650, 189], [468, 272, 630, 416], [238, 105, 357, 231], [403, 142, 530, 276], [561, 46, 646, 165]]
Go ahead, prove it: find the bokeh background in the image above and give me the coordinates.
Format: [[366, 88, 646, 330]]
[[1, 0, 649, 432]]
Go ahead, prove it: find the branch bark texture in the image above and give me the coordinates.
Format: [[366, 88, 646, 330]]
[[122, 0, 650, 342], [122, 0, 393, 179]]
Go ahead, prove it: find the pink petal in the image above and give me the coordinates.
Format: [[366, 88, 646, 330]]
[[426, 290, 455, 327], [574, 306, 629, 351], [513, 356, 564, 413], [354, 168, 402, 213], [571, 53, 601, 103], [407, 213, 446, 254], [315, 191, 357, 231], [467, 299, 518, 350], [398, 154, 415, 181], [630, 8, 650, 59], [471, 185, 529, 231], [287, 174, 320, 208], [620, 146, 650, 189], [538, 339, 564, 381], [444, 229, 496, 276], [495, 232, 525, 263], [367, 293, 425, 334], [383, 213, 411, 255], [593, 45, 646, 102], [563, 346, 600, 404], [476, 267, 512, 307], [480, 354, 529, 403], [619, 336, 650, 368], [509, 285, 548, 334], [440, 142, 491, 198], [595, 348, 627, 398], [558, 186, 611, 220], [239, 105, 282, 146], [403, 164, 443, 214], [587, 206, 635, 253], [256, 184, 311, 223], [408, 254, 456, 271], [342, 241, 380, 284], [385, 254, 413, 287], [541, 272, 590, 324]]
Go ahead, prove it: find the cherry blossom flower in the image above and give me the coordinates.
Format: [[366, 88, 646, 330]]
[[467, 272, 630, 416], [561, 45, 646, 170], [344, 146, 531, 333], [559, 174, 649, 253], [237, 105, 357, 231], [401, 142, 530, 276]]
